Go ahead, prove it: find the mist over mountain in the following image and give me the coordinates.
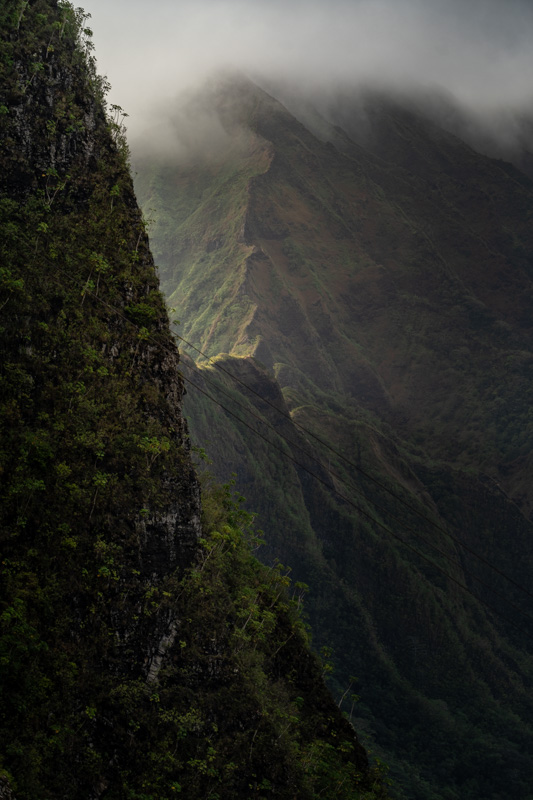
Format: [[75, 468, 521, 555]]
[[4, 0, 531, 796], [134, 73, 533, 799], [86, 0, 533, 160]]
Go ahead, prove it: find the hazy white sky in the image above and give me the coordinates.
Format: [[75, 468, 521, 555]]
[[82, 0, 533, 136]]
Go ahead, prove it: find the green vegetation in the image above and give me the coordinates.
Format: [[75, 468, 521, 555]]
[[135, 77, 533, 798], [133, 124, 272, 357], [106, 476, 388, 800]]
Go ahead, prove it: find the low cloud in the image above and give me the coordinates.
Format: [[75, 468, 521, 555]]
[[84, 0, 533, 142]]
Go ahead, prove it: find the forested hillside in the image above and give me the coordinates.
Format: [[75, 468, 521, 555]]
[[135, 75, 533, 799], [0, 4, 384, 798]]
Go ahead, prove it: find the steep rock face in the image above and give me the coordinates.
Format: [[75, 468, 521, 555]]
[[136, 76, 533, 799], [0, 0, 201, 614], [0, 2, 201, 791]]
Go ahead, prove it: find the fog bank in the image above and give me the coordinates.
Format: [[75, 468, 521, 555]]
[[83, 0, 533, 139]]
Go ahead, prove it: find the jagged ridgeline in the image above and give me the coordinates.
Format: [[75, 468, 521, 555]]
[[134, 77, 533, 799], [0, 2, 386, 798]]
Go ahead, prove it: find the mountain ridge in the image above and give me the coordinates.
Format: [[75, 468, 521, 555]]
[[135, 74, 533, 799], [169, 76, 533, 510]]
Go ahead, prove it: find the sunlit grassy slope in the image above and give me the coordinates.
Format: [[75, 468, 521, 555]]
[[135, 77, 533, 800]]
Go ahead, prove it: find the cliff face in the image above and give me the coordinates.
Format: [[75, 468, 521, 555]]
[[1, 0, 201, 638], [0, 4, 383, 798], [1, 0, 200, 791]]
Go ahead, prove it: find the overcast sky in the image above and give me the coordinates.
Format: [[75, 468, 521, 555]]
[[82, 0, 533, 137]]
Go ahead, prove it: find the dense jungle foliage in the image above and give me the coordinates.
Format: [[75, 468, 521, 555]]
[[0, 2, 387, 797]]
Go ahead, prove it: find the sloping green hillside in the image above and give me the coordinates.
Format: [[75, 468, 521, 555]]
[[0, 5, 384, 798], [135, 76, 533, 799]]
